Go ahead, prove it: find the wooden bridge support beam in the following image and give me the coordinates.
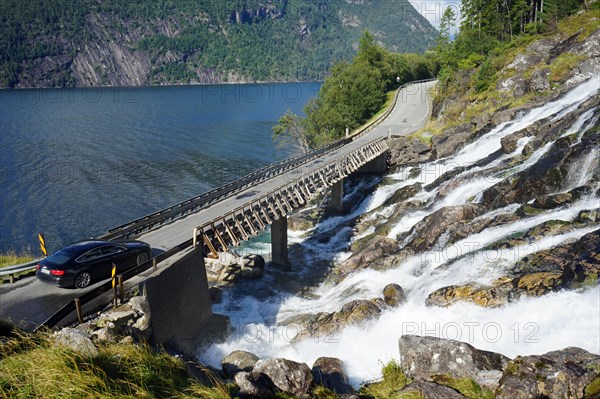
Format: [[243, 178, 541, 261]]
[[271, 216, 291, 271], [329, 179, 344, 214]]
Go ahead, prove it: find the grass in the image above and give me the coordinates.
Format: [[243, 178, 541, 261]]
[[0, 253, 37, 284], [0, 253, 35, 268], [432, 375, 495, 399], [0, 330, 233, 399], [548, 52, 586, 83], [359, 360, 410, 398]]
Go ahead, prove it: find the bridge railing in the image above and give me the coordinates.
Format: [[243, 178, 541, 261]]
[[192, 137, 390, 254]]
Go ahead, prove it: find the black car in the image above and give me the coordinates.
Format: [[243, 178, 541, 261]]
[[36, 240, 151, 288]]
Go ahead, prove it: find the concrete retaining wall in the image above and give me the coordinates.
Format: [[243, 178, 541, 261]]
[[142, 247, 229, 354]]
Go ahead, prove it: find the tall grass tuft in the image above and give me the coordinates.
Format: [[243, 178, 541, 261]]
[[0, 330, 232, 398]]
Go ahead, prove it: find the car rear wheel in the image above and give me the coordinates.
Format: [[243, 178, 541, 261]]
[[74, 272, 92, 289], [136, 252, 149, 266]]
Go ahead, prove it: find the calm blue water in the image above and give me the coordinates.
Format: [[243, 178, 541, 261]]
[[0, 83, 320, 254]]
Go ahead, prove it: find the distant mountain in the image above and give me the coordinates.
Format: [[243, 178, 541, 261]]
[[0, 0, 438, 88]]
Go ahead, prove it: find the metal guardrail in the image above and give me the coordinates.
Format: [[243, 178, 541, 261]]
[[15, 78, 434, 330], [0, 259, 41, 280]]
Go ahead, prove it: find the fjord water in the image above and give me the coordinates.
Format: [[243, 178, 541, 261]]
[[202, 77, 600, 384], [0, 83, 320, 253]]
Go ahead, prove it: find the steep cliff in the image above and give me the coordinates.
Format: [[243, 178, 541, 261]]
[[0, 0, 437, 88]]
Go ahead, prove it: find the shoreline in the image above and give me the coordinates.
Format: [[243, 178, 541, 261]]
[[0, 79, 325, 92]]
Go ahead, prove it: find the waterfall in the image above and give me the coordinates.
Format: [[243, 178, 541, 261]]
[[200, 77, 600, 385]]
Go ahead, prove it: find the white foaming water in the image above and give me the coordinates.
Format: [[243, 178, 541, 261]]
[[200, 77, 600, 383], [564, 147, 599, 191]]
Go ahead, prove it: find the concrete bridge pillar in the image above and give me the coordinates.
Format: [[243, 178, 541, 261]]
[[271, 216, 291, 270], [357, 152, 388, 174], [329, 179, 344, 214]]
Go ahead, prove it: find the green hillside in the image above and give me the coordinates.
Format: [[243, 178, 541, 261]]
[[0, 0, 437, 88]]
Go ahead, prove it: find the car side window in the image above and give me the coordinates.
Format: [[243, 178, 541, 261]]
[[101, 245, 125, 256], [76, 248, 104, 262]]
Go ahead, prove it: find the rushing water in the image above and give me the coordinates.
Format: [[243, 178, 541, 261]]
[[0, 83, 320, 253], [202, 77, 600, 384]]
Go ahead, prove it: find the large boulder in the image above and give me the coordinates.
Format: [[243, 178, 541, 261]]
[[400, 379, 467, 399], [312, 357, 354, 394], [54, 328, 98, 357], [431, 124, 473, 159], [253, 358, 313, 397], [388, 136, 432, 165], [383, 284, 407, 307], [399, 335, 508, 390], [222, 350, 260, 377], [234, 371, 277, 398], [497, 347, 600, 399], [283, 299, 383, 341], [426, 278, 515, 308], [402, 205, 483, 253]]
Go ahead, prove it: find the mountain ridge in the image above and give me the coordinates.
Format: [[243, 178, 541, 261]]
[[0, 0, 437, 89]]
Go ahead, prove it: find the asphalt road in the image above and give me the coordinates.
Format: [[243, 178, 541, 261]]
[[0, 80, 435, 331]]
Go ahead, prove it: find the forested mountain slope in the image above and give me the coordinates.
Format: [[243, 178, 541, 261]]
[[0, 0, 437, 88]]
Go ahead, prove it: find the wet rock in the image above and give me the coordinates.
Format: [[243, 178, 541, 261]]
[[288, 214, 316, 231], [399, 335, 508, 390], [54, 328, 98, 357], [384, 183, 421, 206], [497, 347, 600, 399], [403, 205, 484, 253], [209, 286, 223, 304], [500, 130, 530, 154], [383, 283, 407, 307], [222, 350, 260, 377], [337, 235, 399, 274], [482, 119, 600, 208], [431, 124, 473, 159], [400, 379, 467, 399], [253, 358, 313, 396], [283, 299, 383, 341], [426, 279, 515, 308], [241, 254, 265, 271], [235, 371, 277, 398], [312, 357, 354, 394]]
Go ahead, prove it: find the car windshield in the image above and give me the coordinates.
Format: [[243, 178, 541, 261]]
[[46, 249, 77, 265]]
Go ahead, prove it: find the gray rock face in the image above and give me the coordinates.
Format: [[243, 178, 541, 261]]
[[399, 335, 508, 390], [312, 357, 354, 394], [497, 347, 600, 399], [234, 371, 277, 398], [400, 379, 467, 399], [54, 328, 98, 357], [253, 358, 313, 396], [431, 124, 473, 159], [389, 136, 432, 165], [383, 283, 407, 307], [402, 205, 483, 253], [222, 350, 260, 377]]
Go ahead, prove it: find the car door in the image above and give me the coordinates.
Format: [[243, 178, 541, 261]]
[[100, 244, 132, 273], [76, 247, 113, 280]]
